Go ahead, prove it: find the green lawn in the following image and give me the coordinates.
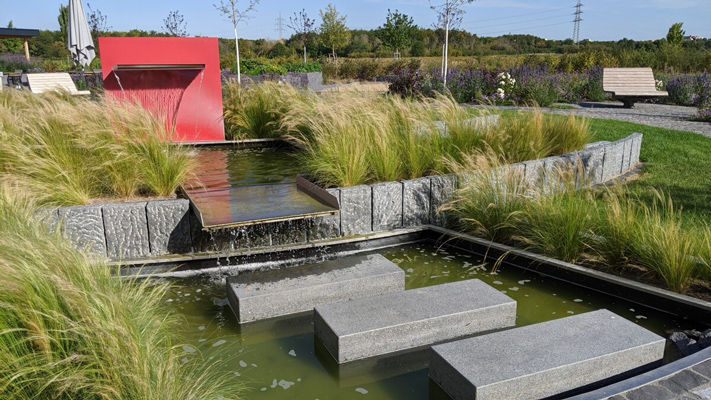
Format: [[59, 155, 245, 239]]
[[588, 118, 711, 224]]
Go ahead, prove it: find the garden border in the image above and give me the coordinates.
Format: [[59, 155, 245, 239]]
[[47, 133, 642, 261]]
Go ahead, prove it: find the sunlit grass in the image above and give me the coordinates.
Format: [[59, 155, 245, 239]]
[[0, 90, 194, 206], [0, 186, 242, 399]]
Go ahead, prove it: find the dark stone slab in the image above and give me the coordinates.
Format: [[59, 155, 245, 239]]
[[227, 254, 404, 323], [102, 202, 150, 259], [315, 279, 516, 363], [692, 360, 711, 379], [625, 384, 675, 400], [430, 309, 665, 400], [58, 205, 107, 257], [402, 177, 431, 227], [668, 370, 709, 391], [339, 185, 372, 236], [371, 181, 403, 232], [307, 188, 341, 241], [430, 174, 457, 226], [146, 199, 192, 256]]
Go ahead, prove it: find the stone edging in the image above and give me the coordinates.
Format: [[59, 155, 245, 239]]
[[46, 133, 642, 261]]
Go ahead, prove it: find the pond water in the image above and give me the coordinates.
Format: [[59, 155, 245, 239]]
[[185, 146, 302, 191], [163, 242, 695, 400]]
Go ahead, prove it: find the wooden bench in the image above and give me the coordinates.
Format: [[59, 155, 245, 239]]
[[603, 67, 667, 108], [26, 72, 90, 96]]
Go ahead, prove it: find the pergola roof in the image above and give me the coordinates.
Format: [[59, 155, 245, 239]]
[[0, 28, 40, 39]]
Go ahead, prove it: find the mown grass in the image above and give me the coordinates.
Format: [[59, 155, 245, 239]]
[[0, 186, 242, 399], [0, 90, 194, 206]]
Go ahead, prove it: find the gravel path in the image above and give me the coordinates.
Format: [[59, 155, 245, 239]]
[[484, 102, 711, 139]]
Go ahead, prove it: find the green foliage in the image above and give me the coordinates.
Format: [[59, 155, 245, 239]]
[[0, 188, 243, 399], [2, 21, 23, 53], [57, 5, 68, 44], [319, 3, 350, 58], [0, 90, 194, 205], [666, 22, 685, 46], [377, 9, 417, 55]]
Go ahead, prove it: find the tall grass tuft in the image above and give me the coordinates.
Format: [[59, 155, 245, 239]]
[[628, 190, 700, 293], [0, 186, 242, 399], [441, 151, 531, 244], [0, 90, 194, 205]]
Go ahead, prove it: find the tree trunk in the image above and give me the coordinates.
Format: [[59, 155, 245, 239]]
[[303, 45, 307, 64], [235, 26, 241, 85], [444, 14, 450, 86]]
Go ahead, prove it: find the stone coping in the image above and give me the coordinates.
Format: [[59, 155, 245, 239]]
[[46, 133, 642, 261]]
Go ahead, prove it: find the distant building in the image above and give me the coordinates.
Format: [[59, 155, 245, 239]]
[[685, 35, 706, 41]]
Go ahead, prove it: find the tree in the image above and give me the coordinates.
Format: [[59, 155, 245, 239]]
[[214, 0, 259, 85], [58, 5, 68, 45], [430, 0, 475, 85], [163, 10, 188, 37], [319, 4, 350, 62], [2, 21, 23, 53], [377, 9, 416, 58], [666, 22, 685, 46], [287, 9, 315, 64], [86, 3, 111, 37]]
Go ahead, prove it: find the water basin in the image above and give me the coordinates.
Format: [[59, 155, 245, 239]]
[[161, 241, 698, 400]]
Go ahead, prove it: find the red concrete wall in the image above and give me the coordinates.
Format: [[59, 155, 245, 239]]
[[99, 37, 225, 142]]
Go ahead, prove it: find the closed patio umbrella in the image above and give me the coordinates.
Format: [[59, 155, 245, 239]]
[[67, 0, 95, 68]]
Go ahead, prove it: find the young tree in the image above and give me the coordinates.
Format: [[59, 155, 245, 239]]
[[58, 5, 68, 45], [666, 22, 685, 46], [163, 10, 188, 37], [86, 3, 111, 37], [377, 9, 416, 58], [287, 9, 315, 64], [319, 4, 350, 63], [214, 0, 259, 85], [430, 0, 474, 85]]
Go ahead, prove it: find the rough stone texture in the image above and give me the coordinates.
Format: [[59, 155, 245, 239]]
[[339, 185, 372, 236], [36, 208, 59, 234], [430, 309, 665, 400], [669, 370, 709, 391], [584, 140, 611, 150], [629, 132, 643, 166], [315, 279, 516, 364], [602, 139, 626, 182], [146, 200, 192, 256], [227, 254, 404, 323], [626, 384, 676, 400], [542, 155, 573, 194], [102, 202, 150, 260], [371, 181, 403, 232], [402, 177, 431, 227], [577, 147, 606, 185], [307, 188, 341, 241], [523, 159, 544, 190], [621, 137, 633, 173], [58, 205, 107, 257], [507, 162, 526, 180], [430, 174, 457, 226]]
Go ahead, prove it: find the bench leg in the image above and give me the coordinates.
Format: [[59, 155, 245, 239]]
[[622, 99, 635, 108]]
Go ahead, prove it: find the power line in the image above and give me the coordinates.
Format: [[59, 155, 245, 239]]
[[477, 21, 573, 36], [464, 6, 574, 23], [466, 13, 574, 30], [573, 1, 583, 44]]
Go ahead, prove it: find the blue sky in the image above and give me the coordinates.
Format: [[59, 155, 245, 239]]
[[4, 0, 710, 42]]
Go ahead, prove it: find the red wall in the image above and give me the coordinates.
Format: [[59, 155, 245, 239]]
[[99, 37, 225, 142]]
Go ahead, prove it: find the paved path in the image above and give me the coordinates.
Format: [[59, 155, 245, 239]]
[[484, 102, 711, 139]]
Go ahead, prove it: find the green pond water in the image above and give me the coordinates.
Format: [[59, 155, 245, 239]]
[[164, 242, 694, 400]]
